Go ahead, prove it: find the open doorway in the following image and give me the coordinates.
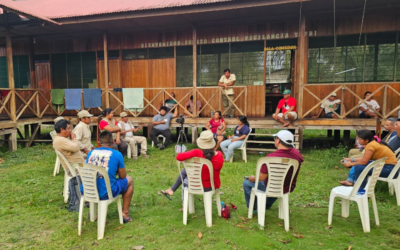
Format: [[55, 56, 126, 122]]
[[264, 39, 296, 117]]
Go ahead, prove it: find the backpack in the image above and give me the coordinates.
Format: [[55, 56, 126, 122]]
[[67, 177, 81, 212]]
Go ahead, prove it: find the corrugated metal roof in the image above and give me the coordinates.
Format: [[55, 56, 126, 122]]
[[0, 0, 60, 24], [3, 0, 235, 19]]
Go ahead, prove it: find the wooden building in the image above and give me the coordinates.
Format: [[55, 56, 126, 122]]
[[0, 0, 400, 148]]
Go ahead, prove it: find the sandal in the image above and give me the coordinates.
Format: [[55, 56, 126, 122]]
[[0, 158, 4, 164], [123, 216, 132, 224], [160, 190, 172, 201]]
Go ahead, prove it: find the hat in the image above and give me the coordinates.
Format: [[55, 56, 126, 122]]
[[330, 92, 337, 97], [120, 112, 128, 117], [196, 130, 216, 149], [273, 130, 295, 148], [283, 89, 291, 95], [54, 116, 64, 123], [77, 110, 93, 118]]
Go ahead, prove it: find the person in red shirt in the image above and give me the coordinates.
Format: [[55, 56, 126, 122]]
[[98, 108, 128, 156], [243, 130, 303, 212], [272, 89, 298, 127], [205, 111, 226, 150], [160, 130, 224, 208]]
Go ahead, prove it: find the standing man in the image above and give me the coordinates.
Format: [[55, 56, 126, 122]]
[[273, 89, 297, 127], [218, 68, 236, 118], [312, 92, 346, 119], [118, 112, 150, 160], [86, 131, 134, 223], [72, 110, 95, 158], [382, 117, 397, 144], [242, 130, 303, 212], [150, 106, 178, 150]]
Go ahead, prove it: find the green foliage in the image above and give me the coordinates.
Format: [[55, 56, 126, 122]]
[[0, 142, 399, 249]]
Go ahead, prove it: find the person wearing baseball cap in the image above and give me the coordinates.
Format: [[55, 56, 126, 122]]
[[272, 89, 297, 127], [118, 112, 150, 160], [50, 116, 65, 140], [72, 110, 95, 157], [312, 92, 345, 119], [160, 130, 224, 204], [243, 130, 303, 212]]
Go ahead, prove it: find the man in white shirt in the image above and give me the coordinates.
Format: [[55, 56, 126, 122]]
[[358, 91, 380, 119], [218, 68, 236, 118], [118, 112, 150, 160], [72, 110, 95, 158], [312, 92, 345, 119]]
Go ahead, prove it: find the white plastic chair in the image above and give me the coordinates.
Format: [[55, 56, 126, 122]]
[[50, 131, 62, 176], [54, 149, 79, 203], [377, 159, 400, 205], [180, 157, 221, 227], [247, 157, 299, 231], [230, 128, 252, 163], [151, 135, 166, 147], [74, 162, 123, 240], [328, 158, 386, 232]]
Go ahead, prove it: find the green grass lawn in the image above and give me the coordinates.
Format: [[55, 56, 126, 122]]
[[0, 139, 399, 249]]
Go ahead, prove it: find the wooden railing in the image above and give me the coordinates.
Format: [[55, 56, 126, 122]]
[[300, 82, 400, 119], [0, 86, 248, 121]]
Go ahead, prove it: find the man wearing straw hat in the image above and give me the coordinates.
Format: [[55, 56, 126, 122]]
[[118, 112, 150, 160], [72, 110, 95, 158]]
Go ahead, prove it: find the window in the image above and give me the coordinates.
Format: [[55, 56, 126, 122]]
[[13, 55, 30, 88], [97, 50, 120, 60], [176, 46, 193, 87], [122, 48, 174, 60], [308, 32, 398, 83], [0, 57, 7, 88], [52, 52, 96, 89]]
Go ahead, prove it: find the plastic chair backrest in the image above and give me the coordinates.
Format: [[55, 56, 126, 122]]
[[181, 157, 214, 195], [254, 157, 299, 197], [239, 128, 252, 149], [350, 158, 386, 197], [74, 162, 114, 203], [395, 148, 400, 160], [55, 149, 77, 177]]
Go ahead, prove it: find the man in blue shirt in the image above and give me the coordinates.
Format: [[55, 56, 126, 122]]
[[383, 117, 397, 144], [150, 105, 178, 150], [388, 119, 400, 153], [87, 131, 134, 223]]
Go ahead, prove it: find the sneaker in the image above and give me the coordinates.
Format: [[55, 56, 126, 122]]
[[160, 145, 166, 150], [142, 154, 150, 159]]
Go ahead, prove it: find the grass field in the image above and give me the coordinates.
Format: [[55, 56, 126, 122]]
[[0, 134, 399, 249]]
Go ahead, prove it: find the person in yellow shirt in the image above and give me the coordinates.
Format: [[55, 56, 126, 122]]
[[218, 68, 236, 118], [339, 130, 397, 188]]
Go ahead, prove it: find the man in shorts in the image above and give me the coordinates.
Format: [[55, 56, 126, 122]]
[[272, 89, 297, 127], [86, 131, 134, 223], [312, 92, 345, 119]]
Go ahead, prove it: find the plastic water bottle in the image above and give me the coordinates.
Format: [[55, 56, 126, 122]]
[[211, 110, 214, 117], [221, 201, 225, 208], [398, 109, 400, 118]]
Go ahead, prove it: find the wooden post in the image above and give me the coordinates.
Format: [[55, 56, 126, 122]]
[[29, 37, 36, 88], [334, 130, 341, 142], [192, 126, 198, 144], [296, 16, 308, 119], [343, 130, 351, 147], [327, 130, 333, 138], [192, 25, 197, 118], [103, 33, 110, 108], [5, 11, 16, 122]]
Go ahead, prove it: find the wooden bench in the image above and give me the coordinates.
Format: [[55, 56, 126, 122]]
[[0, 129, 17, 152], [246, 127, 303, 152]]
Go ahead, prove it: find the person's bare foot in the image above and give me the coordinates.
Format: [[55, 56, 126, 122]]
[[162, 188, 174, 196], [288, 124, 294, 128], [179, 207, 184, 212], [338, 180, 354, 186], [283, 122, 290, 127], [122, 212, 132, 223]]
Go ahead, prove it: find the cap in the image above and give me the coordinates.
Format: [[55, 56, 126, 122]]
[[77, 110, 93, 118], [330, 92, 337, 97], [273, 130, 295, 148], [283, 89, 291, 95], [54, 116, 64, 123], [120, 112, 128, 117]]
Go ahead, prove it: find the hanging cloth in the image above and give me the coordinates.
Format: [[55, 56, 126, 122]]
[[83, 89, 102, 108], [51, 89, 65, 113], [65, 89, 82, 110]]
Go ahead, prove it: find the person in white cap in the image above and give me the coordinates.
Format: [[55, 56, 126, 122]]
[[312, 92, 345, 119], [50, 116, 65, 140], [160, 130, 224, 206], [118, 112, 150, 160], [243, 130, 303, 212], [72, 110, 95, 157]]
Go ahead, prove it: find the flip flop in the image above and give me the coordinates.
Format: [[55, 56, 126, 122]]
[[160, 190, 172, 201], [123, 216, 132, 224]]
